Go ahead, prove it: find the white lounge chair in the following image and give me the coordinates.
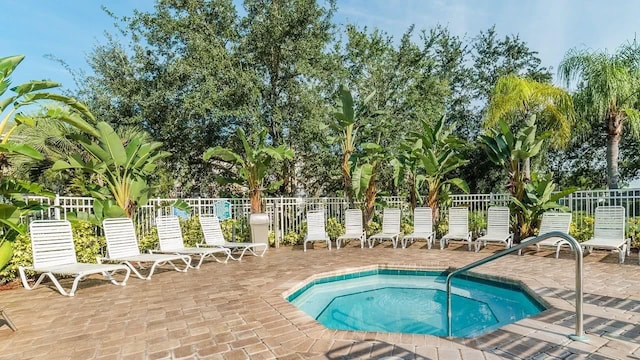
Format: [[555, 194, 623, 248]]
[[367, 208, 402, 248], [336, 209, 366, 249], [475, 207, 513, 252], [18, 220, 130, 296], [580, 206, 630, 264], [155, 216, 232, 268], [518, 212, 572, 257], [101, 218, 191, 280], [401, 207, 435, 249], [304, 211, 331, 251], [439, 207, 472, 250], [198, 215, 268, 260]]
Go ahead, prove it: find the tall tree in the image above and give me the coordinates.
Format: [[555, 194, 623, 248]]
[[239, 0, 337, 195], [558, 42, 640, 189], [79, 0, 256, 196]]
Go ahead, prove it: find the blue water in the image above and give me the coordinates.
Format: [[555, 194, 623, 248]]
[[289, 272, 544, 337]]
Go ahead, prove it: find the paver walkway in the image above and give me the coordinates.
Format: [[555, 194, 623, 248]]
[[1, 243, 639, 359]]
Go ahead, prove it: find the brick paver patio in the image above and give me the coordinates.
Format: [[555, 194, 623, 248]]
[[1, 243, 639, 359]]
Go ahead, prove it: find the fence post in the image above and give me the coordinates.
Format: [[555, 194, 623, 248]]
[[54, 194, 61, 220], [198, 197, 202, 217], [156, 197, 162, 217]]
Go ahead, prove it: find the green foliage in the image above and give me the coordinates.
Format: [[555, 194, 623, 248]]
[[627, 217, 640, 248], [485, 75, 575, 148], [469, 211, 488, 238], [139, 227, 159, 252], [435, 216, 448, 239], [326, 217, 345, 241], [559, 42, 640, 189], [511, 174, 577, 239], [366, 221, 381, 237], [412, 115, 469, 221], [203, 128, 294, 213], [281, 231, 303, 246], [52, 122, 171, 218], [0, 54, 97, 270], [569, 215, 595, 243], [401, 221, 413, 236], [180, 217, 203, 247]]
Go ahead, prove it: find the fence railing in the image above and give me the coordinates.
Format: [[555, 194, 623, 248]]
[[23, 189, 640, 247]]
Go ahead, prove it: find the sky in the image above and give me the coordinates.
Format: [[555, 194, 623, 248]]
[[2, 0, 640, 92]]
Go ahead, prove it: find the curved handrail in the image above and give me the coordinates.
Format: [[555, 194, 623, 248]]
[[445, 231, 587, 341]]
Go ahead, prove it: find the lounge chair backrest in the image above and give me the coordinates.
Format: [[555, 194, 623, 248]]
[[156, 216, 185, 250], [200, 215, 226, 246], [344, 209, 363, 234], [30, 220, 77, 268], [538, 212, 572, 234], [413, 207, 432, 233], [103, 218, 142, 258], [448, 207, 469, 234], [382, 208, 401, 233], [594, 206, 625, 240], [487, 207, 510, 235], [306, 211, 326, 236]]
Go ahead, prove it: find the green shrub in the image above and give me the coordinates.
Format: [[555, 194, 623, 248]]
[[569, 215, 594, 242], [268, 231, 275, 246], [366, 221, 381, 237], [73, 221, 106, 263], [326, 217, 345, 241], [180, 216, 203, 246], [401, 222, 413, 235], [139, 227, 159, 251], [627, 217, 640, 248], [0, 233, 32, 283], [435, 216, 448, 238], [227, 217, 250, 242], [281, 231, 302, 246], [469, 211, 487, 238]]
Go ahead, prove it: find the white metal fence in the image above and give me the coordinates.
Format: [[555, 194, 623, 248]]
[[23, 189, 640, 246]]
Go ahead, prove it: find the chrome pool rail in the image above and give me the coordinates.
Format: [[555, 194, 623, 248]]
[[445, 231, 588, 342]]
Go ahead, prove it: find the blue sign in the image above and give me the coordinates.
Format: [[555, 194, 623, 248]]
[[214, 201, 232, 220], [172, 207, 190, 220]]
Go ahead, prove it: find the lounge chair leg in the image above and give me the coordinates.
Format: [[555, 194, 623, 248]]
[[0, 309, 17, 331]]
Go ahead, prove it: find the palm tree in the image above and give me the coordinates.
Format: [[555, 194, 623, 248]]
[[558, 43, 640, 189], [485, 74, 575, 180]]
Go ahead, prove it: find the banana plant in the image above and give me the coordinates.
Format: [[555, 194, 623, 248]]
[[412, 116, 469, 223], [391, 139, 425, 211], [352, 142, 386, 228], [511, 173, 577, 238], [480, 115, 564, 241], [203, 128, 294, 214], [52, 122, 170, 218], [327, 85, 376, 207], [479, 116, 547, 201], [0, 54, 97, 270]]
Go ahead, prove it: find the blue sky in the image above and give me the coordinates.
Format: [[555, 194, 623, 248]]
[[2, 0, 640, 92]]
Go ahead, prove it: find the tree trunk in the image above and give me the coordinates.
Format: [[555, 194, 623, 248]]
[[409, 175, 417, 212], [342, 150, 353, 207], [362, 173, 377, 231], [427, 184, 439, 225], [606, 113, 623, 189], [250, 188, 263, 213]]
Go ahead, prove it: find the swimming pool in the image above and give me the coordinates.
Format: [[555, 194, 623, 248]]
[[287, 269, 545, 338]]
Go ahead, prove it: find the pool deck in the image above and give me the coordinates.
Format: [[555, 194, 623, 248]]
[[1, 242, 640, 359]]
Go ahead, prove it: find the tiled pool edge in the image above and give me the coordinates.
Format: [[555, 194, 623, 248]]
[[282, 264, 551, 312]]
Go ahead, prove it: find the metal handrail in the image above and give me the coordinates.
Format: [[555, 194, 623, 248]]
[[445, 231, 588, 341]]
